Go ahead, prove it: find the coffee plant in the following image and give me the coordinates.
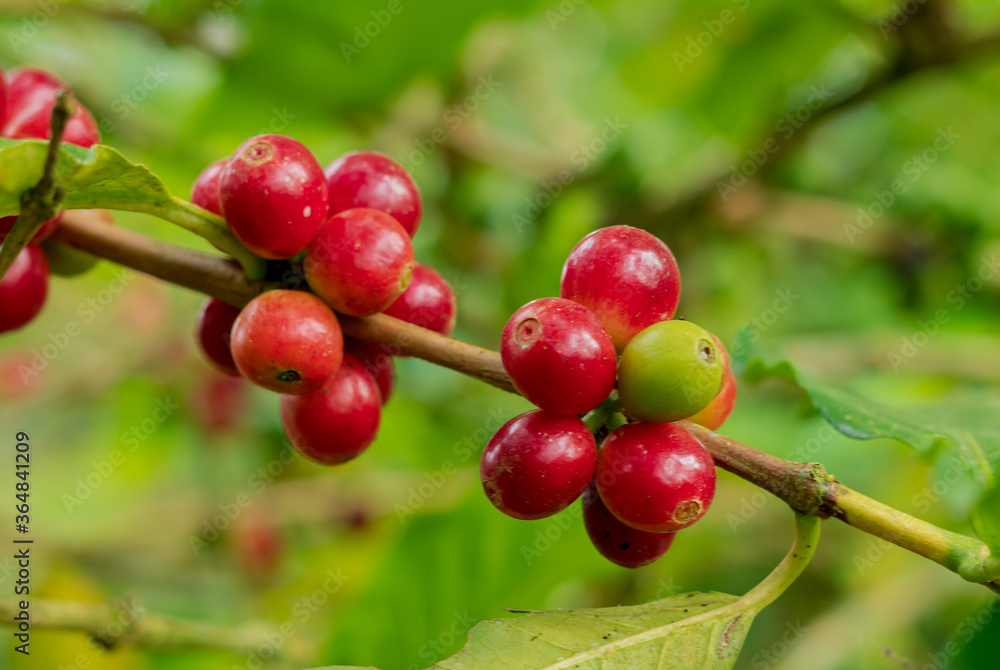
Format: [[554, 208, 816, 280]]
[[2, 4, 1000, 667]]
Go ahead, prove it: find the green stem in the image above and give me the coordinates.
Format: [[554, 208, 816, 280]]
[[737, 512, 821, 610], [581, 393, 623, 433], [128, 196, 267, 281]]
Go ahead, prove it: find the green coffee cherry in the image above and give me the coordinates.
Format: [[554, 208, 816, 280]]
[[41, 240, 99, 277], [617, 320, 723, 423]]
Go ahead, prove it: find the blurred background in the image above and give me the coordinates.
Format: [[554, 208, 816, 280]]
[[2, 0, 1000, 668]]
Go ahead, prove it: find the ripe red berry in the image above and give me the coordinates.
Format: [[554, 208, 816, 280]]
[[688, 368, 737, 431], [305, 208, 414, 316], [280, 353, 382, 465], [560, 225, 681, 351], [230, 290, 343, 395], [582, 485, 675, 568], [195, 298, 242, 376], [382, 262, 456, 336], [325, 151, 422, 237], [500, 298, 616, 415], [0, 246, 49, 335], [3, 68, 100, 147], [219, 134, 328, 260], [595, 422, 715, 533], [191, 159, 227, 217], [344, 338, 395, 404], [0, 65, 7, 130], [480, 410, 597, 520], [0, 214, 60, 244], [231, 507, 283, 583]]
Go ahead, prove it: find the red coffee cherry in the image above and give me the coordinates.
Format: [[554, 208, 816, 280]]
[[344, 338, 395, 404], [595, 422, 716, 533], [191, 159, 227, 217], [500, 297, 616, 415], [195, 298, 242, 376], [219, 134, 329, 260], [0, 246, 49, 335], [325, 151, 422, 237], [304, 208, 414, 316], [3, 67, 100, 147], [0, 214, 60, 245], [582, 485, 676, 568], [0, 64, 7, 132], [382, 262, 456, 336], [560, 225, 681, 351], [230, 290, 343, 395], [689, 368, 737, 431], [280, 353, 382, 465], [480, 410, 597, 520]]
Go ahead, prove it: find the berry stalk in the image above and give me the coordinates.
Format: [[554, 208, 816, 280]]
[[51, 208, 1000, 592]]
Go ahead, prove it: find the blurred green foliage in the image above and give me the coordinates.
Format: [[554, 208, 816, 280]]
[[2, 1, 1000, 669]]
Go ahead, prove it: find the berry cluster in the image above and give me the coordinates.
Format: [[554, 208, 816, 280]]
[[482, 225, 737, 568], [191, 140, 456, 465], [0, 65, 101, 336]]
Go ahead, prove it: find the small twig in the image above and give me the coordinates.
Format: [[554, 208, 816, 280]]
[[52, 209, 1000, 593], [0, 90, 73, 281], [0, 597, 310, 660]]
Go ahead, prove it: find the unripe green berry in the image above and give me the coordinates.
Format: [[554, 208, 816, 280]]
[[617, 320, 722, 423]]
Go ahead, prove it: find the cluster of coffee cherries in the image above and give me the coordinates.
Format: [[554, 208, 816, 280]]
[[0, 65, 103, 335], [481, 225, 737, 568], [190, 138, 456, 465]]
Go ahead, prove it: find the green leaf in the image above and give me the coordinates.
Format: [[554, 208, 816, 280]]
[[733, 331, 1000, 539], [313, 514, 820, 670], [0, 138, 265, 279], [971, 486, 1000, 557]]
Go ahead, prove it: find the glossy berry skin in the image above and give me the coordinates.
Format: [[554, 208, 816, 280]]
[[382, 262, 456, 336], [0, 246, 49, 335], [501, 298, 616, 415], [0, 65, 7, 132], [4, 68, 100, 148], [582, 485, 675, 568], [480, 410, 597, 520], [618, 320, 723, 423], [220, 134, 328, 260], [344, 338, 395, 404], [280, 353, 382, 465], [595, 422, 716, 533], [0, 214, 60, 244], [325, 151, 422, 237], [560, 225, 681, 351], [231, 290, 343, 395], [191, 159, 227, 217], [688, 368, 737, 431], [305, 208, 414, 316], [195, 298, 242, 376]]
